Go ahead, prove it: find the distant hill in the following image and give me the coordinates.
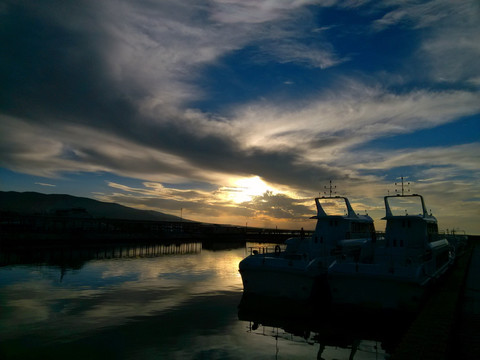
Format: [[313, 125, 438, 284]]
[[0, 191, 185, 222]]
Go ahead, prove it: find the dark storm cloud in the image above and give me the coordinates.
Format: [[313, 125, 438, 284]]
[[140, 120, 346, 191], [0, 2, 131, 122], [0, 0, 343, 191]]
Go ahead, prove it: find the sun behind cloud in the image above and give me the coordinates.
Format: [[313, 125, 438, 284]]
[[221, 176, 273, 204]]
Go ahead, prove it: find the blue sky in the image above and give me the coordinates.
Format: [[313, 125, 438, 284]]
[[1, 0, 479, 233]]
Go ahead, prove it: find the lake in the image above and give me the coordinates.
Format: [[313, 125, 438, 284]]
[[0, 241, 412, 359]]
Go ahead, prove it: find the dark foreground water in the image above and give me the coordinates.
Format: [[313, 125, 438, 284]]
[[0, 242, 412, 359]]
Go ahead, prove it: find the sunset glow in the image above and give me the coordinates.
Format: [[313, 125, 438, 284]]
[[0, 1, 479, 234], [223, 176, 273, 204]]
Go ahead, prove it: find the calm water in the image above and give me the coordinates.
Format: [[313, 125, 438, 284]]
[[0, 242, 410, 359]]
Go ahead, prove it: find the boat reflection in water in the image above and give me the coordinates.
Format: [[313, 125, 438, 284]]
[[238, 293, 414, 360]]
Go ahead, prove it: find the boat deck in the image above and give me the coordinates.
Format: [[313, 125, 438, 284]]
[[391, 236, 480, 360]]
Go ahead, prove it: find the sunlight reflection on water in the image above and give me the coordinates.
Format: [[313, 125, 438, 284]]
[[0, 242, 399, 359]]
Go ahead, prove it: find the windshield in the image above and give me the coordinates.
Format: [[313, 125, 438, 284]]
[[317, 197, 349, 216], [386, 196, 425, 216]]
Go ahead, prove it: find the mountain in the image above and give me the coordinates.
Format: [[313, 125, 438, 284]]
[[0, 191, 185, 222]]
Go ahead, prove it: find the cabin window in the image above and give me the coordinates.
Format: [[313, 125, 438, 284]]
[[427, 223, 439, 242], [351, 222, 369, 233], [427, 223, 438, 233]]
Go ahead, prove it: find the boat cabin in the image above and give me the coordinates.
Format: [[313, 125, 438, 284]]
[[310, 196, 375, 244], [382, 194, 438, 249]]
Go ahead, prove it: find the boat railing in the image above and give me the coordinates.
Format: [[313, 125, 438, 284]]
[[247, 244, 287, 256]]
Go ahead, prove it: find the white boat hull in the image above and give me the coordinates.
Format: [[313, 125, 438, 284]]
[[239, 255, 326, 300], [240, 267, 323, 300], [328, 246, 454, 311]]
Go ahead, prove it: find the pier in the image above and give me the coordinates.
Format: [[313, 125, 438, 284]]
[[0, 212, 313, 244], [391, 236, 480, 360]]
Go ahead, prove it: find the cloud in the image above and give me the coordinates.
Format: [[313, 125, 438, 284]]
[[1, 0, 349, 130], [94, 180, 316, 227], [0, 116, 204, 182], [1, 1, 479, 232], [371, 0, 480, 84], [258, 40, 347, 69], [210, 0, 323, 24], [372, 0, 451, 30], [1, 82, 478, 198], [246, 190, 313, 219], [35, 182, 56, 187], [352, 143, 480, 175], [229, 85, 480, 158]]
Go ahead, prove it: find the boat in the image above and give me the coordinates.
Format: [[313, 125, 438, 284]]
[[328, 193, 455, 311], [238, 195, 376, 301]]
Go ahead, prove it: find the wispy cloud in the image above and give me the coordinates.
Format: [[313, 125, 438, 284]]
[[371, 0, 480, 84], [95, 179, 315, 228], [353, 143, 480, 174], [258, 40, 347, 69], [35, 182, 56, 187], [229, 86, 480, 156], [210, 0, 322, 24], [1, 0, 479, 232], [372, 0, 452, 30]]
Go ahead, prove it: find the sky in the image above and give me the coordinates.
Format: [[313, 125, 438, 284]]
[[1, 0, 479, 234]]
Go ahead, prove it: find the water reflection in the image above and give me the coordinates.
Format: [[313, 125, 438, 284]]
[[1, 241, 417, 359], [0, 242, 245, 349], [238, 293, 415, 359], [0, 242, 202, 268]]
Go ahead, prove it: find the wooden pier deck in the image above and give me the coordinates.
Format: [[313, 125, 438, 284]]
[[391, 237, 480, 360]]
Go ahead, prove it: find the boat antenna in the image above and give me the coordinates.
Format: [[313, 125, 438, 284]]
[[394, 176, 410, 196], [323, 180, 336, 197]]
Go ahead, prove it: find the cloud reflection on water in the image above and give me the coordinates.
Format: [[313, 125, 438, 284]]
[[0, 248, 245, 344], [0, 243, 402, 359]]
